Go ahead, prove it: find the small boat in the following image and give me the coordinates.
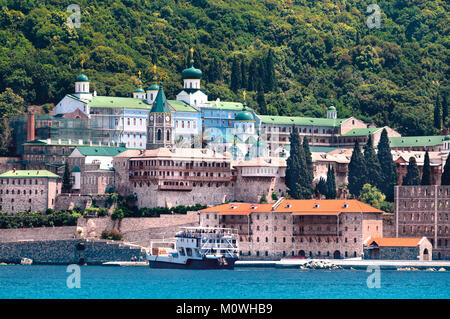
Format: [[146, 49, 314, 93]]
[[146, 227, 239, 269]]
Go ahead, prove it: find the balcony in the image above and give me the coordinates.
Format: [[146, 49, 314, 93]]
[[293, 231, 342, 236], [158, 184, 193, 191]]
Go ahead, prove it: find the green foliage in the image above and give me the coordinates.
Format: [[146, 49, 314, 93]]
[[285, 127, 312, 199], [315, 177, 327, 198], [377, 129, 397, 201], [348, 140, 367, 197], [363, 135, 381, 189], [0, 210, 79, 229], [359, 184, 386, 209], [0, 1, 445, 135], [260, 192, 267, 203], [62, 161, 72, 193], [379, 201, 394, 214], [421, 151, 432, 185], [441, 154, 450, 186], [325, 165, 337, 199], [403, 156, 420, 186], [101, 229, 123, 241], [271, 191, 278, 201], [111, 204, 206, 219]]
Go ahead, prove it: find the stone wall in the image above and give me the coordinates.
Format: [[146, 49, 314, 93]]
[[77, 212, 200, 246], [0, 226, 77, 242], [0, 239, 145, 265]]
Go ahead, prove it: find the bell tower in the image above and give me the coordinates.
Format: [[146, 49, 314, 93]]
[[146, 82, 174, 150]]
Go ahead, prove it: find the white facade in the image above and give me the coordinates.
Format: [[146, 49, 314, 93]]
[[176, 90, 208, 107]]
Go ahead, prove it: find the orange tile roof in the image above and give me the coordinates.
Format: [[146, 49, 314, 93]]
[[274, 199, 383, 214], [199, 199, 383, 216], [365, 238, 424, 247], [200, 203, 273, 215]]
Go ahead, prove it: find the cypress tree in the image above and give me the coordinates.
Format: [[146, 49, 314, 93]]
[[256, 81, 267, 114], [421, 151, 432, 185], [265, 48, 276, 92], [257, 59, 265, 92], [285, 127, 311, 199], [302, 136, 314, 191], [247, 58, 258, 91], [62, 162, 72, 193], [240, 57, 248, 89], [348, 140, 367, 197], [434, 93, 441, 130], [315, 177, 327, 198], [363, 135, 381, 189], [441, 154, 450, 185], [326, 165, 337, 199], [403, 157, 420, 185], [442, 94, 448, 127], [230, 56, 241, 92], [377, 129, 397, 201]]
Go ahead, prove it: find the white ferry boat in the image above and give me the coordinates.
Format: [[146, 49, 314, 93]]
[[146, 227, 239, 269]]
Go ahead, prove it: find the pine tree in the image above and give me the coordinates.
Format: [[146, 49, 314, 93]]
[[377, 129, 397, 201], [62, 162, 72, 193], [265, 48, 276, 92], [363, 135, 381, 189], [441, 154, 450, 185], [230, 56, 241, 92], [326, 165, 337, 199], [421, 151, 432, 185], [403, 157, 420, 185], [302, 136, 314, 192], [348, 140, 367, 197]]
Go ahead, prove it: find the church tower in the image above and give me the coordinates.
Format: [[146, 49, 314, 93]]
[[146, 82, 174, 150], [133, 71, 146, 99], [146, 65, 160, 105], [74, 59, 92, 101]]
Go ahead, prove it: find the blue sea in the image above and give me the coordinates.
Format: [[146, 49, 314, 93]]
[[0, 265, 448, 299]]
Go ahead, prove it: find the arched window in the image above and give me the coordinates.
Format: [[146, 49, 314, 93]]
[[166, 130, 170, 141], [157, 129, 162, 140]]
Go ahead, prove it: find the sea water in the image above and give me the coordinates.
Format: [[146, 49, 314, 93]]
[[0, 265, 448, 299]]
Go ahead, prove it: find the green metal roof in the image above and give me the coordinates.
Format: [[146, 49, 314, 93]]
[[23, 139, 84, 147], [167, 100, 198, 112], [235, 109, 255, 122], [150, 87, 171, 113], [76, 73, 89, 82], [0, 170, 60, 179], [88, 96, 151, 109], [259, 115, 345, 127], [389, 136, 446, 148], [341, 128, 382, 137], [147, 84, 160, 91], [72, 166, 81, 173], [134, 87, 145, 93], [75, 146, 128, 157], [201, 102, 245, 111], [182, 65, 202, 79]]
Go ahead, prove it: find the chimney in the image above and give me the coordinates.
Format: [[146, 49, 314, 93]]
[[27, 111, 35, 142]]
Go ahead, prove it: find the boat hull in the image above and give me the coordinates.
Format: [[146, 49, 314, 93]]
[[148, 257, 238, 270]]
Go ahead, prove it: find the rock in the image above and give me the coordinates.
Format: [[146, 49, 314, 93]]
[[20, 257, 33, 265]]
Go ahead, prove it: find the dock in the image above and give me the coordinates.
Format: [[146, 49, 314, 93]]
[[235, 258, 450, 270], [102, 261, 149, 267]]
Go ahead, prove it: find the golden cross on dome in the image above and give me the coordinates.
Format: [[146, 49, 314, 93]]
[[243, 90, 247, 101], [153, 65, 157, 74], [138, 70, 141, 78], [190, 47, 194, 57], [81, 59, 85, 68]]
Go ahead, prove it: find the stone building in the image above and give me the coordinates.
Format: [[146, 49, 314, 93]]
[[199, 198, 383, 260], [395, 185, 450, 260], [363, 237, 432, 261], [114, 148, 233, 208], [0, 169, 61, 214], [68, 146, 127, 194]]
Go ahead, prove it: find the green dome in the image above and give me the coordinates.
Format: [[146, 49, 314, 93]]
[[72, 166, 81, 173], [134, 87, 145, 93], [76, 73, 89, 82], [182, 65, 202, 79], [235, 109, 254, 122], [147, 83, 160, 91], [328, 105, 336, 111], [444, 135, 450, 141]]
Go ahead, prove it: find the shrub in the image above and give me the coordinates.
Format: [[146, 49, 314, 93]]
[[101, 229, 123, 241]]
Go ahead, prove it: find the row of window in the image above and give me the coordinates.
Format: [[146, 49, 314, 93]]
[[0, 179, 42, 185], [0, 189, 45, 196]]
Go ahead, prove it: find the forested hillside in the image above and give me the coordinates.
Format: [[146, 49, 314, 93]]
[[0, 0, 448, 136]]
